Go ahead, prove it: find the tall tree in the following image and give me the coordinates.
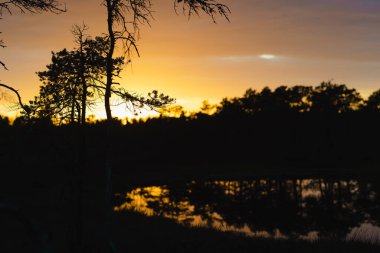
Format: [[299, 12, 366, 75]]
[[32, 33, 124, 124], [102, 0, 230, 120], [100, 0, 230, 251], [33, 48, 83, 123], [29, 28, 127, 251]]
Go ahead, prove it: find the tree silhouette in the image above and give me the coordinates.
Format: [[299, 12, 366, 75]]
[[364, 89, 380, 112], [269, 86, 312, 113], [286, 86, 313, 113], [31, 29, 124, 124], [160, 105, 186, 118], [101, 0, 230, 120], [0, 114, 10, 126], [215, 83, 367, 117], [217, 86, 313, 116], [199, 100, 217, 115], [217, 97, 245, 117], [239, 88, 259, 115], [310, 81, 363, 114], [32, 49, 85, 123]]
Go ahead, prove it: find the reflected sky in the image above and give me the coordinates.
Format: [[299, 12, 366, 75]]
[[115, 178, 380, 243]]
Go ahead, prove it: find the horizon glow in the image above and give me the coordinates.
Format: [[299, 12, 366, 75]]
[[1, 0, 380, 119]]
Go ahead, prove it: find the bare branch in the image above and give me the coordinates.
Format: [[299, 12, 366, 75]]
[[87, 83, 175, 113], [0, 1, 66, 69], [0, 60, 7, 69], [103, 0, 152, 60], [174, 0, 230, 22], [0, 0, 66, 15], [71, 22, 89, 47], [0, 24, 7, 69], [0, 82, 29, 114]]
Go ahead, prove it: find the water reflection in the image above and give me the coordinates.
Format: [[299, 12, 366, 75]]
[[114, 178, 380, 242]]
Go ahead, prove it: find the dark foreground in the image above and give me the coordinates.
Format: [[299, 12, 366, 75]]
[[2, 166, 380, 252], [113, 211, 380, 253], [3, 206, 380, 253]]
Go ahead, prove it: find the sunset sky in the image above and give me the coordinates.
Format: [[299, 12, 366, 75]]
[[1, 0, 380, 119]]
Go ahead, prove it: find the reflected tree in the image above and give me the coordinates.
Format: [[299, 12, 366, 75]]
[[117, 178, 380, 241]]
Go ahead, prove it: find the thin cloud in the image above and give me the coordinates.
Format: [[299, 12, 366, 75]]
[[212, 54, 285, 63]]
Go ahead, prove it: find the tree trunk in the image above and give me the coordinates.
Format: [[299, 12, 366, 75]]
[[104, 1, 116, 252], [80, 44, 87, 126], [71, 35, 88, 252], [105, 0, 115, 121], [70, 98, 75, 123]]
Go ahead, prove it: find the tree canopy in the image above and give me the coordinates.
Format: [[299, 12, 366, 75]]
[[30, 31, 124, 124], [216, 82, 369, 117]]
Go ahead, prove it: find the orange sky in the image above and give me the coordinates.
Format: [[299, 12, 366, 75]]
[[1, 0, 380, 119]]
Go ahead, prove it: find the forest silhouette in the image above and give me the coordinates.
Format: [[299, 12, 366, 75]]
[[3, 81, 379, 170], [2, 0, 380, 252]]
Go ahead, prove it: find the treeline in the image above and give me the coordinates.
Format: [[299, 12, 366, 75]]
[[119, 82, 380, 169], [215, 81, 379, 116], [1, 82, 380, 171], [153, 81, 379, 121], [2, 81, 380, 126]]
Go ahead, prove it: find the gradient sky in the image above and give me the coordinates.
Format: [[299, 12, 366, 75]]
[[1, 0, 380, 118]]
